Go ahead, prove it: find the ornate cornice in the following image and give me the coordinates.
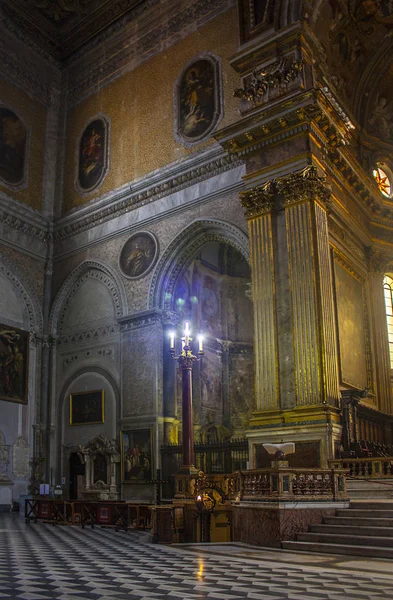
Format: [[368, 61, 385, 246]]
[[56, 149, 242, 241], [276, 166, 331, 208], [56, 324, 119, 346], [239, 180, 276, 218], [119, 309, 162, 332]]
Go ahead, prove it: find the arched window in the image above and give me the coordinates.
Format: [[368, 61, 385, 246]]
[[383, 275, 393, 368]]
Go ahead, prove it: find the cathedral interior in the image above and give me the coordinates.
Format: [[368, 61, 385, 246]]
[[1, 0, 393, 586]]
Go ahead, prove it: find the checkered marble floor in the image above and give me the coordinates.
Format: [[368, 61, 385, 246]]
[[1, 513, 393, 600]]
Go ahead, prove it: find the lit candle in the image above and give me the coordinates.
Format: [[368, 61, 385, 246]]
[[198, 334, 204, 353], [169, 332, 175, 349], [184, 321, 191, 345]]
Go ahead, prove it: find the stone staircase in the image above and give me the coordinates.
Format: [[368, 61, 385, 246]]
[[282, 501, 393, 558]]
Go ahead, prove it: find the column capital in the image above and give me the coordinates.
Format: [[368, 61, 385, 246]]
[[367, 248, 389, 277], [240, 180, 275, 218], [277, 166, 331, 209]]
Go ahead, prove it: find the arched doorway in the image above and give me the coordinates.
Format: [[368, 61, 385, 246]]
[[69, 453, 85, 500], [170, 240, 254, 440]]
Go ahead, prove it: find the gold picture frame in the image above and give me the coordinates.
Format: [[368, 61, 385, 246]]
[[69, 389, 104, 425]]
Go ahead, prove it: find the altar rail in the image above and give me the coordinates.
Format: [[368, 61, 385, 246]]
[[25, 499, 151, 530], [329, 457, 393, 478], [231, 467, 348, 502]]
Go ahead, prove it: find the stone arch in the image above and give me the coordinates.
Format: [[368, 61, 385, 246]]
[[0, 254, 43, 333], [148, 219, 249, 310], [49, 260, 127, 335]]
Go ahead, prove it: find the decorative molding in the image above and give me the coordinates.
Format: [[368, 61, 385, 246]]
[[49, 260, 127, 335], [240, 180, 276, 218], [56, 148, 242, 241], [0, 253, 43, 332], [328, 219, 366, 262], [366, 247, 390, 276], [57, 324, 120, 347], [148, 218, 249, 310], [119, 309, 163, 332]]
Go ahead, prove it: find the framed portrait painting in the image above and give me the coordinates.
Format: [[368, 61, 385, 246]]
[[176, 55, 221, 144], [0, 108, 28, 187], [70, 389, 104, 425], [0, 323, 29, 404], [77, 116, 109, 193], [119, 231, 158, 279], [121, 429, 152, 482]]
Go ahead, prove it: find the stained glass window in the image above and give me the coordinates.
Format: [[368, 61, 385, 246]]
[[373, 167, 392, 198], [383, 275, 393, 369]]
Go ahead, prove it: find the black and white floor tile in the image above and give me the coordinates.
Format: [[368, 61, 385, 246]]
[[1, 513, 392, 600]]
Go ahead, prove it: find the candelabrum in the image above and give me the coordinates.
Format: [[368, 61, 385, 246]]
[[169, 321, 204, 473]]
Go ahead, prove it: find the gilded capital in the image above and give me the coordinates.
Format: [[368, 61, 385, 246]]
[[367, 248, 388, 277], [276, 166, 331, 208], [240, 180, 275, 218]]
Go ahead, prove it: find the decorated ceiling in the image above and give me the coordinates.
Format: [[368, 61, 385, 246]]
[[0, 0, 151, 60]]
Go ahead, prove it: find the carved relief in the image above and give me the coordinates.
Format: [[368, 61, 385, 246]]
[[240, 180, 276, 218], [12, 436, 29, 479], [277, 166, 331, 208], [234, 56, 303, 108]]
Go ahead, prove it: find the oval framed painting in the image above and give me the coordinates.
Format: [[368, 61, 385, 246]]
[[76, 114, 110, 194], [119, 231, 158, 280], [0, 107, 28, 189], [175, 54, 222, 145]]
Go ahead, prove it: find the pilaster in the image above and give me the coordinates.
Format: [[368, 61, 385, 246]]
[[240, 182, 278, 412], [367, 250, 392, 415], [278, 166, 340, 407]]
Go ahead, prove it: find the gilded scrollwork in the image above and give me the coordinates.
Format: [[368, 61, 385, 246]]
[[276, 166, 331, 208], [239, 180, 276, 218], [234, 57, 303, 105]]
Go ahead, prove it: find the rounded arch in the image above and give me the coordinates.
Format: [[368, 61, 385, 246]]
[[148, 219, 249, 310], [49, 260, 127, 336], [0, 254, 43, 333]]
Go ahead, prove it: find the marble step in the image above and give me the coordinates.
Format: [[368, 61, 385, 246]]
[[336, 509, 393, 518], [350, 500, 393, 509], [324, 516, 393, 527], [297, 532, 393, 547], [311, 523, 393, 536], [281, 540, 393, 559]]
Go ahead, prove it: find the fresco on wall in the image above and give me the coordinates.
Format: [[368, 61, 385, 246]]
[[78, 118, 107, 191], [119, 231, 158, 279], [0, 108, 27, 185], [0, 324, 29, 404], [179, 59, 217, 140]]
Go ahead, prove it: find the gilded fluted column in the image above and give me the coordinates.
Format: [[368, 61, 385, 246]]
[[367, 251, 392, 415], [278, 166, 340, 406], [240, 183, 279, 410]]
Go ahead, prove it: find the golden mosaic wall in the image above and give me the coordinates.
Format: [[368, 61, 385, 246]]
[[0, 77, 46, 211], [63, 7, 240, 213]]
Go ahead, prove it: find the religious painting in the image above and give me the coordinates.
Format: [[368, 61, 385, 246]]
[[0, 108, 27, 186], [119, 231, 158, 279], [0, 324, 29, 404], [77, 117, 108, 192], [121, 429, 152, 482], [173, 275, 191, 318], [334, 259, 369, 390], [69, 389, 104, 425], [177, 57, 220, 142]]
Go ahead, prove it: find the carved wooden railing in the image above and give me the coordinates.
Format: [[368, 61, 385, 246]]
[[329, 457, 393, 478], [230, 467, 348, 502]]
